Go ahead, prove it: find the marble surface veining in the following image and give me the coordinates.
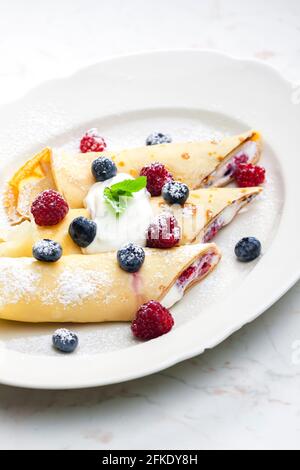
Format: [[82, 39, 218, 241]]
[[0, 0, 299, 450]]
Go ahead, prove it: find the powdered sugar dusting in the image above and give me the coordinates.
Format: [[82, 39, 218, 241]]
[[42, 267, 114, 307], [0, 258, 40, 306], [53, 328, 76, 343]]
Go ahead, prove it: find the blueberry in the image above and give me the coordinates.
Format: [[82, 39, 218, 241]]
[[146, 132, 172, 146], [235, 237, 261, 262], [162, 181, 189, 205], [32, 239, 62, 262], [117, 243, 145, 273], [92, 156, 117, 182], [69, 216, 97, 248], [52, 328, 79, 353]]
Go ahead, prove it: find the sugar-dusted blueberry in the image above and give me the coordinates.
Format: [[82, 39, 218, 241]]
[[32, 239, 62, 262], [117, 243, 145, 273], [69, 216, 97, 248], [146, 132, 172, 146], [235, 237, 261, 262], [91, 156, 117, 182], [52, 328, 79, 353], [162, 181, 189, 205]]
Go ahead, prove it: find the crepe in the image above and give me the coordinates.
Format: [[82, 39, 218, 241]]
[[4, 130, 262, 223], [0, 209, 87, 257], [0, 187, 261, 257], [152, 186, 262, 244], [4, 148, 55, 225], [0, 243, 221, 323], [52, 130, 261, 208]]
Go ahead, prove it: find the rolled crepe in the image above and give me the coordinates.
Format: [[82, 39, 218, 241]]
[[0, 209, 87, 257], [0, 243, 221, 323], [4, 130, 262, 224], [0, 187, 261, 257], [52, 130, 261, 208], [4, 148, 55, 225], [151, 186, 262, 245]]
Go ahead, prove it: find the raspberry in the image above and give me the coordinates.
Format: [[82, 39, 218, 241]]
[[140, 162, 173, 196], [31, 190, 69, 226], [234, 163, 266, 187], [147, 214, 180, 249], [80, 128, 107, 153], [131, 301, 174, 340]]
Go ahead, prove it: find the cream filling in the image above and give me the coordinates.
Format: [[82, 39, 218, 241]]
[[161, 252, 219, 309], [84, 173, 153, 253], [203, 140, 258, 187], [202, 198, 246, 242]]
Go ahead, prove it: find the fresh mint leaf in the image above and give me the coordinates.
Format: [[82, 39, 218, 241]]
[[103, 176, 147, 215], [104, 192, 128, 214], [108, 176, 147, 195]]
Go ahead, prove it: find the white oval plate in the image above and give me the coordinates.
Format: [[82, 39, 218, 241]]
[[0, 50, 299, 389]]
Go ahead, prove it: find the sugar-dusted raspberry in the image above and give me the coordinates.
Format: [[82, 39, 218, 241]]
[[234, 163, 266, 187], [147, 214, 180, 249], [131, 301, 174, 340], [80, 128, 107, 153], [31, 190, 69, 226], [140, 162, 173, 196]]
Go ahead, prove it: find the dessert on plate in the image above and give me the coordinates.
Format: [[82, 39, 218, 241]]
[[4, 130, 262, 224], [0, 129, 266, 344], [0, 186, 261, 257]]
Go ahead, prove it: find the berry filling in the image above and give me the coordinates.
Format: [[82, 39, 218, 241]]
[[223, 153, 249, 178], [203, 140, 258, 187], [203, 219, 224, 243], [177, 253, 214, 289], [161, 251, 219, 309], [202, 194, 258, 242]]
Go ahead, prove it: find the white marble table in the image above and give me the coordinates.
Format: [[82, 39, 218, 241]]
[[0, 0, 299, 450]]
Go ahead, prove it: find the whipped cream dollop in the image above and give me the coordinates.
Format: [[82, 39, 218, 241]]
[[84, 173, 153, 253]]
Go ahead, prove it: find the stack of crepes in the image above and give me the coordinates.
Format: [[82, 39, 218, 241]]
[[0, 130, 262, 323]]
